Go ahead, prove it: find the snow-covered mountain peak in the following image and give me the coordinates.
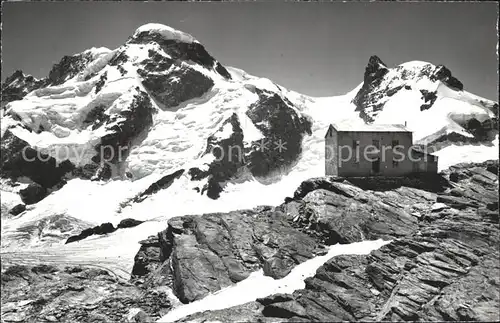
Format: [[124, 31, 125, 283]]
[[351, 55, 497, 147], [132, 23, 199, 44], [83, 47, 113, 57]]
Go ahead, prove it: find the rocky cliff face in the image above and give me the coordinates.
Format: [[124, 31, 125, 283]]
[[132, 207, 325, 304], [0, 129, 74, 189], [1, 161, 497, 322], [1, 71, 45, 106], [47, 51, 97, 86], [174, 161, 499, 322], [245, 88, 312, 177]]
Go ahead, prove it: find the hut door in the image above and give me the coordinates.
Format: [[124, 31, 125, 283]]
[[372, 158, 380, 174]]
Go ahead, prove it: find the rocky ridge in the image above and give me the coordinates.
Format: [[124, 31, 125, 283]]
[[1, 161, 497, 322], [176, 160, 499, 322]]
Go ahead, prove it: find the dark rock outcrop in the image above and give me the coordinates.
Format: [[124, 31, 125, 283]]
[[189, 90, 313, 200], [108, 51, 128, 76], [66, 218, 146, 245], [90, 88, 155, 180], [133, 169, 184, 202], [94, 72, 107, 94], [420, 89, 438, 111], [65, 222, 116, 244], [135, 208, 324, 304], [137, 51, 215, 109], [188, 113, 245, 199], [352, 55, 389, 122], [117, 218, 144, 229], [47, 52, 95, 86], [19, 183, 48, 205], [0, 129, 74, 191], [82, 104, 109, 130], [129, 30, 231, 79], [132, 235, 162, 277], [430, 64, 464, 91], [117, 169, 185, 210], [1, 70, 45, 104], [8, 203, 26, 216], [245, 88, 312, 178], [183, 161, 498, 322]]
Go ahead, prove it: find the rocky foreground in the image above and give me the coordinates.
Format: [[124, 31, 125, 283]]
[[1, 160, 498, 322]]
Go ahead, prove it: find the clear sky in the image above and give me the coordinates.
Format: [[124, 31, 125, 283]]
[[1, 1, 498, 100]]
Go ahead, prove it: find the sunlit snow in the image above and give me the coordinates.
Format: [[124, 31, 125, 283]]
[[134, 23, 198, 44]]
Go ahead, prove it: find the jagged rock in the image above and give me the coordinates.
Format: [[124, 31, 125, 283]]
[[245, 88, 312, 178], [131, 235, 161, 277], [352, 55, 389, 122], [1, 70, 46, 104], [9, 204, 26, 216], [188, 113, 245, 199], [350, 56, 476, 127], [19, 183, 48, 205], [158, 209, 322, 303], [260, 205, 498, 322], [257, 293, 295, 306], [130, 33, 223, 110], [189, 90, 312, 199], [430, 64, 464, 91], [94, 222, 115, 235], [83, 105, 109, 130], [47, 52, 95, 86], [183, 161, 499, 322], [94, 72, 107, 94], [420, 89, 438, 111], [286, 178, 430, 243]]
